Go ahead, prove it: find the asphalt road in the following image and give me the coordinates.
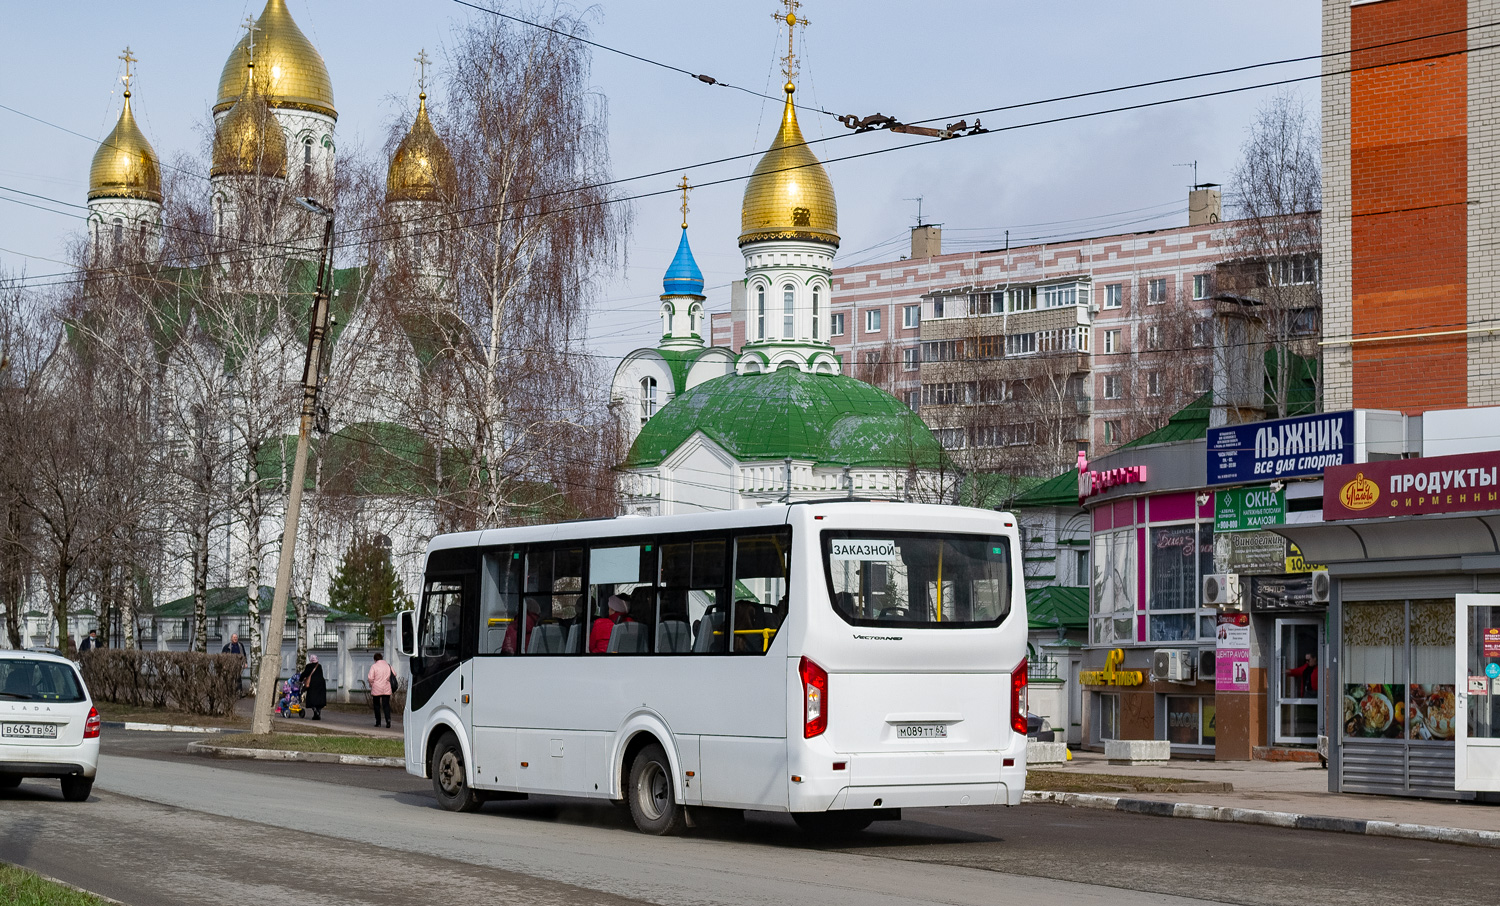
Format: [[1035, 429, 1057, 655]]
[[0, 730, 1493, 905]]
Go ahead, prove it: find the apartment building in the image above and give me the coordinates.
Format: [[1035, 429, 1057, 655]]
[[710, 189, 1233, 471]]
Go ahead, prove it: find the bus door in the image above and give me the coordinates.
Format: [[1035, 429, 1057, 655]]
[[412, 549, 477, 756]]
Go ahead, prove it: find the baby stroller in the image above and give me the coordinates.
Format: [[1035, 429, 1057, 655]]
[[274, 673, 305, 719]]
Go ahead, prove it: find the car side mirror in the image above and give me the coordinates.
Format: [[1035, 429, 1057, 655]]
[[398, 610, 418, 658]]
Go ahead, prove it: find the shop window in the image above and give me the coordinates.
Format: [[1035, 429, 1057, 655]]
[[1098, 692, 1121, 740], [1341, 599, 1455, 741], [1091, 529, 1136, 645], [1164, 695, 1216, 746], [1147, 523, 1213, 642]]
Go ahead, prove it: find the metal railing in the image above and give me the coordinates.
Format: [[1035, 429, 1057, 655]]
[[1030, 656, 1063, 681]]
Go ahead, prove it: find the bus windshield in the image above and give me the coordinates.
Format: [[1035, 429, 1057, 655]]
[[822, 531, 1011, 628]]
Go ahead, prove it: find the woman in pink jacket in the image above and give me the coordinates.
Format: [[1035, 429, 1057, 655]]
[[368, 652, 395, 728]]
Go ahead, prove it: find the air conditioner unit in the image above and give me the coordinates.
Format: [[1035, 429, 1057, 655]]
[[1152, 648, 1195, 683], [1198, 648, 1217, 680], [1202, 573, 1241, 609], [1311, 570, 1331, 603]]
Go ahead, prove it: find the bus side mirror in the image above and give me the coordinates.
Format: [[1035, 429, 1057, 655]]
[[398, 610, 418, 658]]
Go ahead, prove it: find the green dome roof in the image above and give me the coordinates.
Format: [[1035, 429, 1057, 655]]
[[626, 368, 947, 469]]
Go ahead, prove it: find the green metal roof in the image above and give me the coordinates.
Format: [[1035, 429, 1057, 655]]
[[157, 585, 326, 618], [1027, 585, 1088, 631], [1014, 468, 1080, 508], [1121, 391, 1214, 449], [656, 347, 717, 395], [626, 367, 947, 469]]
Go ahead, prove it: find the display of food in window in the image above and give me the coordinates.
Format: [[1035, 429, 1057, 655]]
[[1343, 683, 1405, 738], [1407, 684, 1457, 740]]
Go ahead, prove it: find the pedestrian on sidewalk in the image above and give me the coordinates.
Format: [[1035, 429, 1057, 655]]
[[222, 633, 247, 693], [368, 652, 395, 728], [78, 630, 103, 655], [299, 655, 327, 721]]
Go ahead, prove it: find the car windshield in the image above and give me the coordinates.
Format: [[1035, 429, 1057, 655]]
[[823, 531, 1012, 628], [0, 659, 86, 702]]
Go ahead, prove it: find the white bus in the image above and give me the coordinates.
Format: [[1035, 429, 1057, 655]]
[[398, 501, 1029, 835]]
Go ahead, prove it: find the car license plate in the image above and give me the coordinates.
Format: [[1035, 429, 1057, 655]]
[[1, 723, 57, 739], [896, 723, 947, 739]]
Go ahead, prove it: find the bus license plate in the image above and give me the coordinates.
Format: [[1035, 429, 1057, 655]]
[[896, 723, 947, 739], [1, 723, 57, 739]]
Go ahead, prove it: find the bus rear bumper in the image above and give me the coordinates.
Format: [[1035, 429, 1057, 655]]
[[820, 781, 1013, 811]]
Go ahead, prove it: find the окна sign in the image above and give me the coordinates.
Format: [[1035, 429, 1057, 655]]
[[1079, 648, 1144, 686], [1207, 411, 1354, 486], [1214, 485, 1286, 532], [1323, 450, 1500, 520]]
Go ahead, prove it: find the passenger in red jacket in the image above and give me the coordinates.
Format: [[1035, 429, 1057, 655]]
[[590, 594, 632, 653]]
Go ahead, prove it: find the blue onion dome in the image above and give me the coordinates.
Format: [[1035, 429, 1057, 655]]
[[662, 228, 704, 296]]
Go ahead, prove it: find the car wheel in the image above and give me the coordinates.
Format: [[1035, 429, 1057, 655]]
[[793, 810, 875, 835], [627, 743, 684, 835], [60, 776, 93, 802], [431, 733, 483, 813], [0, 775, 21, 790]]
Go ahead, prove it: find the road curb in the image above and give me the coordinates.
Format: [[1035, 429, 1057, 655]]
[[1023, 789, 1500, 849], [187, 739, 403, 768], [102, 721, 232, 734]]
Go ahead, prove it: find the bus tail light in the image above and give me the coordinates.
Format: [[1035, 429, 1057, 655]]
[[1010, 659, 1028, 735], [799, 656, 828, 738], [84, 706, 101, 739]]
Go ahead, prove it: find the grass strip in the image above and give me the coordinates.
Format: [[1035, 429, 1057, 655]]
[[1028, 769, 1228, 794], [94, 703, 245, 729], [0, 863, 116, 906], [214, 732, 404, 758]]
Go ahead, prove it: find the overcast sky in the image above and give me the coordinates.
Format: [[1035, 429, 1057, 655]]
[[0, 0, 1320, 363]]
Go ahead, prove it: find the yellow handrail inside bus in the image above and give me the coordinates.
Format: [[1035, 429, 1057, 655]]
[[936, 543, 944, 622], [712, 628, 779, 652]]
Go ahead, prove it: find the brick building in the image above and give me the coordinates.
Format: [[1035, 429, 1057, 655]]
[[712, 189, 1243, 473], [1322, 0, 1500, 411]]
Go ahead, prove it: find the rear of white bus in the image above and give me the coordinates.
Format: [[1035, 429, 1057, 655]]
[[785, 504, 1028, 818]]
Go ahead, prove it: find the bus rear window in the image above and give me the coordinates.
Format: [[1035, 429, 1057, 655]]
[[822, 532, 1012, 628]]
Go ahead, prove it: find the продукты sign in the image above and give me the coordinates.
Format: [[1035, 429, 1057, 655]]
[[1323, 450, 1500, 520]]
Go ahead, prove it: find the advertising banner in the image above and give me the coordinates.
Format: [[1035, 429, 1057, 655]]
[[1207, 411, 1354, 486], [1214, 486, 1286, 532], [1284, 542, 1325, 573], [1215, 612, 1251, 692], [1213, 531, 1286, 573], [1250, 575, 1316, 611], [1323, 450, 1500, 520]]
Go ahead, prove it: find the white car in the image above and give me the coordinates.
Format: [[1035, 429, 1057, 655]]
[[0, 649, 100, 801]]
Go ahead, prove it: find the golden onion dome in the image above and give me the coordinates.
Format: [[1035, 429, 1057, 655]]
[[88, 92, 162, 203], [386, 95, 456, 204], [210, 65, 289, 179], [214, 0, 336, 120], [739, 82, 838, 247]]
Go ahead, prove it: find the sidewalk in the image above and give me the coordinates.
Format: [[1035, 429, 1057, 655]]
[[230, 697, 403, 739], [1030, 749, 1500, 845]]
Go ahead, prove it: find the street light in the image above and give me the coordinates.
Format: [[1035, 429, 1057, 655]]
[[250, 196, 335, 736]]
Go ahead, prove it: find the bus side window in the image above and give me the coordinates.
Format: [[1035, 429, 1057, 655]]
[[663, 538, 726, 654], [586, 542, 655, 654], [551, 548, 585, 653], [480, 550, 520, 655], [420, 579, 464, 664], [729, 531, 789, 654]]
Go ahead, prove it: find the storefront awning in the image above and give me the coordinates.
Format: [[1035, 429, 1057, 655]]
[[1274, 512, 1500, 565]]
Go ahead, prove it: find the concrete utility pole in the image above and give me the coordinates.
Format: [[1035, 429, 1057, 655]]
[[251, 198, 334, 736]]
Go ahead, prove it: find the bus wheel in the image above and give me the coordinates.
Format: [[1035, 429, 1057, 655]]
[[628, 743, 684, 835], [793, 811, 874, 835], [432, 733, 483, 813]]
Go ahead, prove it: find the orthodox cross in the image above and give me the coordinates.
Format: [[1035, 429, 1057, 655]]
[[678, 176, 692, 229], [242, 16, 260, 68], [119, 47, 136, 97], [772, 0, 808, 82], [415, 49, 431, 98]]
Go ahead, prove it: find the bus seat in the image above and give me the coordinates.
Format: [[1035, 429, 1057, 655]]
[[692, 612, 726, 652], [485, 627, 507, 654], [527, 624, 565, 654], [564, 622, 581, 653], [607, 621, 647, 653], [657, 620, 690, 653]]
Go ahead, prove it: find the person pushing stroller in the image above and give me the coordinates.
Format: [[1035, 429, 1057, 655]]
[[274, 672, 305, 719]]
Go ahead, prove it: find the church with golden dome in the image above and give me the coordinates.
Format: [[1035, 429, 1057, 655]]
[[610, 11, 945, 515], [73, 0, 474, 651]]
